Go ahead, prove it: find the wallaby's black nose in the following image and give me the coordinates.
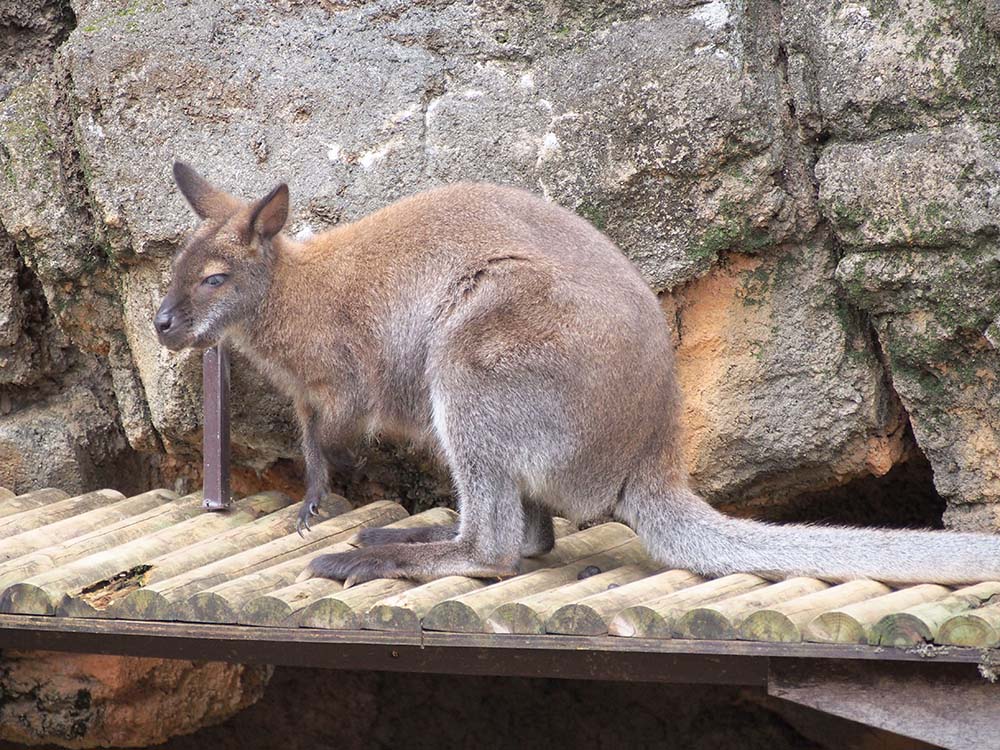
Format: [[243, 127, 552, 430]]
[[154, 308, 175, 334]]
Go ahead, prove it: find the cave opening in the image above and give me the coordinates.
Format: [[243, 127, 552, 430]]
[[754, 445, 946, 530]]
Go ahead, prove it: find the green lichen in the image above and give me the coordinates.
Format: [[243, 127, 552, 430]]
[[576, 201, 607, 232], [0, 154, 15, 189], [897, 199, 952, 246], [688, 200, 772, 266], [80, 0, 165, 34], [866, 0, 1000, 122], [0, 85, 59, 194], [829, 201, 866, 229], [738, 263, 773, 308]]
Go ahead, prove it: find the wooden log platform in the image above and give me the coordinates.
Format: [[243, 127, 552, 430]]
[[110, 500, 406, 621], [739, 580, 891, 643], [2, 476, 997, 748], [937, 601, 1000, 647], [249, 507, 459, 628], [546, 570, 705, 636], [671, 577, 830, 641], [868, 582, 1000, 647], [0, 488, 68, 518], [608, 574, 769, 638], [803, 585, 953, 644], [0, 484, 994, 657]]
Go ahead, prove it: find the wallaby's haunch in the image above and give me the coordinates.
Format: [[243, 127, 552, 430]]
[[157, 162, 1000, 587]]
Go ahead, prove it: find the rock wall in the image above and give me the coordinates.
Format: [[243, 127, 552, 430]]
[[2, 0, 999, 517]]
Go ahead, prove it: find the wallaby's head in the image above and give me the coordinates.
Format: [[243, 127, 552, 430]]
[[155, 161, 289, 351]]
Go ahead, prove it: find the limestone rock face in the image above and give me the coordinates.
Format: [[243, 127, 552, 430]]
[[0, 650, 272, 748], [666, 239, 910, 510], [1, 1, 999, 516], [822, 125, 1000, 527]]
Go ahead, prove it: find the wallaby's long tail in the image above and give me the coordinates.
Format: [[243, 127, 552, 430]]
[[617, 485, 1000, 585]]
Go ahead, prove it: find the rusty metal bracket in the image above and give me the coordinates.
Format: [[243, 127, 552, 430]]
[[202, 345, 231, 510]]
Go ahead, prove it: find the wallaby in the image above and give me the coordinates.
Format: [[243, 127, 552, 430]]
[[156, 161, 1000, 587]]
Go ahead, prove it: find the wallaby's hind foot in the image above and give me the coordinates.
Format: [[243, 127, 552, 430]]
[[298, 541, 518, 587], [355, 524, 459, 546]]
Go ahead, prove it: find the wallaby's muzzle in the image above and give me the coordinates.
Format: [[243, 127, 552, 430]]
[[153, 294, 191, 351]]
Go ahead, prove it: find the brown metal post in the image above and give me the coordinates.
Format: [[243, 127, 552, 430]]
[[202, 345, 231, 510]]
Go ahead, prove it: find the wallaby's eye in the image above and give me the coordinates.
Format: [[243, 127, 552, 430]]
[[202, 274, 228, 288]]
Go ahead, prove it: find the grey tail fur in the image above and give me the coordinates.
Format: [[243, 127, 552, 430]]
[[617, 484, 1000, 586]]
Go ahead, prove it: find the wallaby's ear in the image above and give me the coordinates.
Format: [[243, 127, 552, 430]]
[[248, 183, 289, 241], [173, 161, 241, 220]]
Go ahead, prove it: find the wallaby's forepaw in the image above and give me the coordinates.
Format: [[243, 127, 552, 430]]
[[301, 548, 402, 587], [296, 499, 321, 537], [355, 524, 458, 547]]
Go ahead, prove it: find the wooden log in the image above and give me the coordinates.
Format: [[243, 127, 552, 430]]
[[546, 569, 705, 636], [0, 489, 124, 539], [423, 531, 651, 634], [361, 519, 627, 633], [608, 574, 768, 638], [551, 517, 576, 538], [238, 508, 458, 627], [738, 579, 892, 643], [0, 490, 180, 564], [522, 522, 636, 572], [113, 501, 408, 622], [0, 487, 13, 500], [937, 601, 1000, 647], [295, 580, 415, 630], [65, 492, 295, 614], [237, 578, 344, 627], [0, 488, 68, 520], [364, 577, 484, 632], [193, 507, 452, 625], [803, 584, 952, 644], [0, 490, 186, 590], [136, 491, 304, 584], [487, 563, 659, 634], [868, 581, 1000, 647], [76, 491, 304, 614], [672, 577, 829, 640], [363, 514, 581, 633], [2, 492, 286, 616]]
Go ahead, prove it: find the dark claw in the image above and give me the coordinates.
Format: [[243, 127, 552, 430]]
[[296, 500, 320, 538]]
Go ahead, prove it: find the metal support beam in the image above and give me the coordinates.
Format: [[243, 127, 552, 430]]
[[202, 345, 231, 510]]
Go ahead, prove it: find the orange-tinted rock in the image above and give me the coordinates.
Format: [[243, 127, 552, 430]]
[[0, 650, 272, 748], [666, 245, 912, 511]]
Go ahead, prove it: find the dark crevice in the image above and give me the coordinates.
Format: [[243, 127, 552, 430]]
[[52, 0, 77, 49], [752, 444, 946, 529], [0, 0, 77, 93], [0, 227, 78, 408]]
